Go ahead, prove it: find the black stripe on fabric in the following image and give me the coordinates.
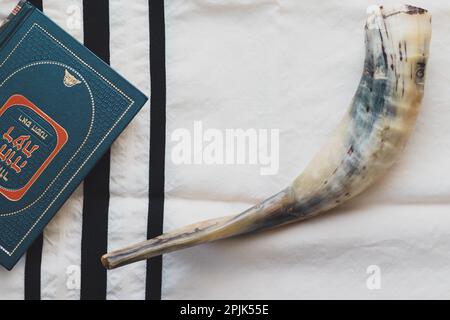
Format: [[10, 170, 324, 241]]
[[24, 234, 43, 300], [146, 0, 166, 301], [24, 0, 43, 301], [27, 0, 43, 10], [80, 0, 110, 300]]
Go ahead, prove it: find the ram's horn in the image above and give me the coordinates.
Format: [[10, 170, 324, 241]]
[[102, 4, 432, 270]]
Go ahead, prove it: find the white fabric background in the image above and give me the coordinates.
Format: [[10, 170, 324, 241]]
[[0, 0, 449, 299], [163, 0, 450, 299]]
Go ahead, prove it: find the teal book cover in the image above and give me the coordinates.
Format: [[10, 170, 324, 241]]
[[0, 1, 148, 270]]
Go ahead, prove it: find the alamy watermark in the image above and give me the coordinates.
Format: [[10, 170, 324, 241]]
[[66, 265, 81, 290], [366, 265, 381, 290], [171, 121, 280, 175], [66, 4, 82, 31]]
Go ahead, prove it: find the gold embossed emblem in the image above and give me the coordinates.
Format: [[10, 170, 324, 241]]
[[63, 69, 81, 88]]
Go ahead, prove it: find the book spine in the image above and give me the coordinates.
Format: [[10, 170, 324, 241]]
[[0, 1, 34, 50]]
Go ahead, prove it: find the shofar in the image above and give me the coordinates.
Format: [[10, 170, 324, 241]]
[[102, 4, 432, 270]]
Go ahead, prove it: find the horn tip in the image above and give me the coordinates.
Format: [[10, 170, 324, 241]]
[[101, 254, 112, 270]]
